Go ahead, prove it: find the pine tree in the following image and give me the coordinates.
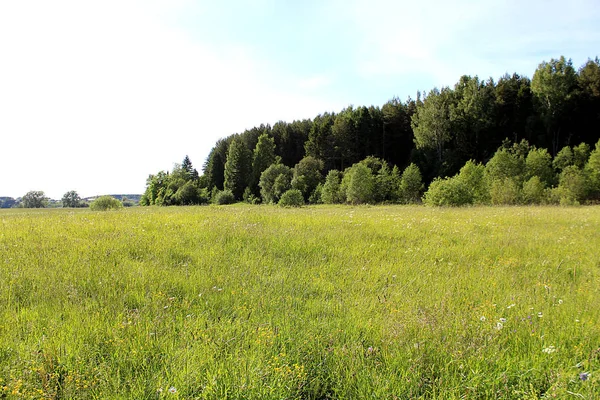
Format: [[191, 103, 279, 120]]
[[252, 134, 276, 193], [224, 138, 252, 200]]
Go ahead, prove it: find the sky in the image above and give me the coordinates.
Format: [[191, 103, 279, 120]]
[[1, 0, 599, 199]]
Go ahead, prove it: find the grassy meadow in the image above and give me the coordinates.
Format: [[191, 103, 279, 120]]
[[0, 205, 599, 399]]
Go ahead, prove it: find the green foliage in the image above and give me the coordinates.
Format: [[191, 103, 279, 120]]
[[553, 146, 574, 171], [422, 177, 470, 206], [173, 181, 203, 205], [485, 148, 524, 183], [259, 163, 292, 204], [399, 163, 423, 204], [243, 187, 260, 204], [321, 170, 344, 204], [586, 140, 600, 198], [224, 137, 253, 200], [89, 195, 122, 211], [291, 156, 324, 201], [214, 189, 235, 205], [411, 87, 453, 163], [21, 191, 48, 208], [531, 56, 578, 154], [344, 163, 375, 204], [573, 142, 591, 169], [204, 138, 230, 190], [278, 189, 304, 207], [62, 190, 83, 208], [522, 176, 547, 204], [455, 160, 488, 204], [252, 133, 276, 191], [308, 183, 323, 204], [525, 147, 554, 186], [553, 166, 588, 205], [490, 178, 522, 205]]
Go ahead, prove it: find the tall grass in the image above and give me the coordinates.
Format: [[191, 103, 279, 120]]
[[0, 205, 599, 399]]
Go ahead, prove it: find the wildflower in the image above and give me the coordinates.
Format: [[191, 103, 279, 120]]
[[480, 316, 486, 321], [168, 386, 177, 393], [537, 312, 543, 318], [542, 345, 556, 354], [367, 346, 374, 355], [157, 388, 163, 393], [496, 322, 503, 330], [580, 372, 589, 381], [499, 318, 507, 323], [558, 299, 563, 305]]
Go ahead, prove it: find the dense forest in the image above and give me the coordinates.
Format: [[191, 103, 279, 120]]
[[141, 56, 600, 206]]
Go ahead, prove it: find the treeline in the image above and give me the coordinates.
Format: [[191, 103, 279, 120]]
[[1, 192, 139, 209], [141, 56, 600, 206]]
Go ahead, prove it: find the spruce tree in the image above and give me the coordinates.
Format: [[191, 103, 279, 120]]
[[224, 138, 252, 200]]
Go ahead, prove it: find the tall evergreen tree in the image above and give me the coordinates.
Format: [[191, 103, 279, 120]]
[[252, 133, 276, 193], [224, 137, 252, 200]]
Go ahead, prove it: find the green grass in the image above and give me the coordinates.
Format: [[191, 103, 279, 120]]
[[0, 205, 599, 399]]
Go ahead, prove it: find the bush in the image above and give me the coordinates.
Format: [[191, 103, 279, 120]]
[[554, 166, 588, 205], [214, 190, 236, 205], [344, 163, 375, 204], [321, 170, 345, 204], [399, 163, 423, 204], [522, 176, 546, 204], [456, 160, 489, 204], [489, 178, 522, 205], [308, 183, 323, 204], [90, 196, 122, 211], [422, 177, 471, 206], [278, 189, 304, 207]]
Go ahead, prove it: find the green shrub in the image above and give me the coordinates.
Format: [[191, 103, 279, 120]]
[[214, 190, 235, 205], [344, 163, 375, 204], [554, 166, 588, 205], [522, 176, 546, 204], [278, 189, 304, 207], [456, 160, 489, 204], [90, 196, 122, 211], [399, 163, 423, 204], [308, 183, 323, 204], [422, 177, 471, 206], [490, 178, 522, 205], [321, 170, 345, 204]]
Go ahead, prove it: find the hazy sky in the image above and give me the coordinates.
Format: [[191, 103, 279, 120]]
[[1, 0, 599, 199]]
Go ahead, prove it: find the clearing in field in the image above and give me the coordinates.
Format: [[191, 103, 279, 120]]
[[0, 205, 599, 399]]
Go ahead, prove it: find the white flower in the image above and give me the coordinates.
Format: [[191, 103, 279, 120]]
[[168, 386, 177, 394], [538, 312, 543, 318], [480, 316, 486, 321], [496, 322, 503, 330], [499, 318, 507, 323], [558, 299, 563, 305], [542, 345, 556, 354]]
